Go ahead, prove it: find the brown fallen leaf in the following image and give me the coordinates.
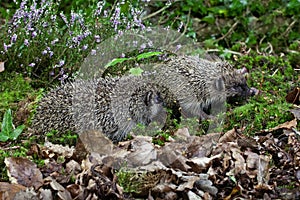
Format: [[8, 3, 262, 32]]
[[257, 119, 297, 134], [4, 157, 43, 190], [79, 130, 113, 155], [290, 108, 300, 120], [286, 87, 300, 105], [0, 182, 26, 200], [126, 136, 157, 167]]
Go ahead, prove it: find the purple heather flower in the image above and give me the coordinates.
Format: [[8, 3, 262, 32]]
[[60, 12, 68, 25], [77, 35, 83, 42], [83, 30, 91, 37], [24, 39, 29, 46], [94, 35, 101, 43], [49, 51, 54, 57], [3, 43, 12, 52], [59, 74, 68, 83], [42, 49, 48, 55], [59, 68, 64, 75], [20, 1, 27, 9], [120, 53, 125, 58], [50, 71, 54, 76], [72, 36, 78, 43], [3, 43, 8, 52], [11, 34, 17, 43], [148, 41, 153, 47], [140, 43, 146, 49], [175, 44, 182, 52], [117, 30, 123, 36], [132, 40, 138, 47], [32, 31, 37, 38], [94, 1, 104, 16], [82, 44, 88, 50], [91, 49, 96, 55], [42, 22, 48, 28], [51, 39, 59, 45], [70, 11, 76, 25], [50, 15, 56, 22], [59, 60, 65, 67], [103, 10, 108, 17], [29, 63, 35, 67]]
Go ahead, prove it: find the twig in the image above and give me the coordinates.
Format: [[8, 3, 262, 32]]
[[266, 42, 274, 54], [281, 20, 297, 37], [167, 8, 191, 47], [271, 68, 278, 76], [205, 48, 242, 56], [215, 21, 239, 42], [142, 2, 175, 21]]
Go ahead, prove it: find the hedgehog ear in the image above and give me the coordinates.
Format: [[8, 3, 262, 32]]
[[144, 91, 153, 106], [214, 77, 225, 91]]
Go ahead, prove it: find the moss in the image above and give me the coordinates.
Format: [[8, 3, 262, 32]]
[[0, 72, 34, 116], [225, 54, 298, 135], [46, 130, 78, 146]]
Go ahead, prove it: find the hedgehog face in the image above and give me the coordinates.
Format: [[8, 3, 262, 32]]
[[224, 74, 253, 103]]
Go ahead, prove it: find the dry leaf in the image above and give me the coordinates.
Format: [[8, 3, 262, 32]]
[[79, 130, 113, 155], [286, 87, 300, 104], [4, 157, 43, 190], [0, 182, 26, 200]]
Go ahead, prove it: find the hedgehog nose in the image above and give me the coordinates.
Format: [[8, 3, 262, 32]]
[[248, 87, 259, 96]]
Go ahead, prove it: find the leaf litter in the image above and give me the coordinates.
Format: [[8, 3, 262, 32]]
[[2, 112, 300, 199]]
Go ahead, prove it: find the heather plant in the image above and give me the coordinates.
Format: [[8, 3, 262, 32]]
[[0, 0, 146, 87]]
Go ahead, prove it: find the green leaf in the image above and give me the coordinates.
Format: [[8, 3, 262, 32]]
[[202, 13, 215, 24], [1, 109, 13, 136], [129, 67, 144, 76], [105, 58, 130, 68], [0, 134, 9, 142], [11, 125, 25, 140], [136, 51, 163, 61]]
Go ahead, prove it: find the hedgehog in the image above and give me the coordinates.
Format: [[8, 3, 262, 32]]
[[151, 55, 254, 120], [32, 75, 163, 142]]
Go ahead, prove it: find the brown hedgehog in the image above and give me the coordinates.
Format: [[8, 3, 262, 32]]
[[32, 75, 163, 142], [153, 55, 254, 120]]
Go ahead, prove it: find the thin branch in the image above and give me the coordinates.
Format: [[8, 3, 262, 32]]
[[167, 8, 191, 47], [215, 21, 239, 42], [205, 48, 242, 56], [142, 2, 174, 21], [281, 20, 297, 37]]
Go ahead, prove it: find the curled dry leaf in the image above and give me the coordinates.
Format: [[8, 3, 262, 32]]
[[187, 154, 222, 172], [4, 157, 43, 190], [13, 188, 39, 200], [79, 130, 113, 155], [41, 141, 75, 159], [126, 137, 157, 167], [286, 87, 300, 105], [46, 177, 72, 200], [39, 189, 53, 200], [158, 145, 191, 172], [290, 108, 300, 120], [0, 182, 26, 200]]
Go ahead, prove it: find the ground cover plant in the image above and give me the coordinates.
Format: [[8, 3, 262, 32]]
[[0, 0, 300, 199]]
